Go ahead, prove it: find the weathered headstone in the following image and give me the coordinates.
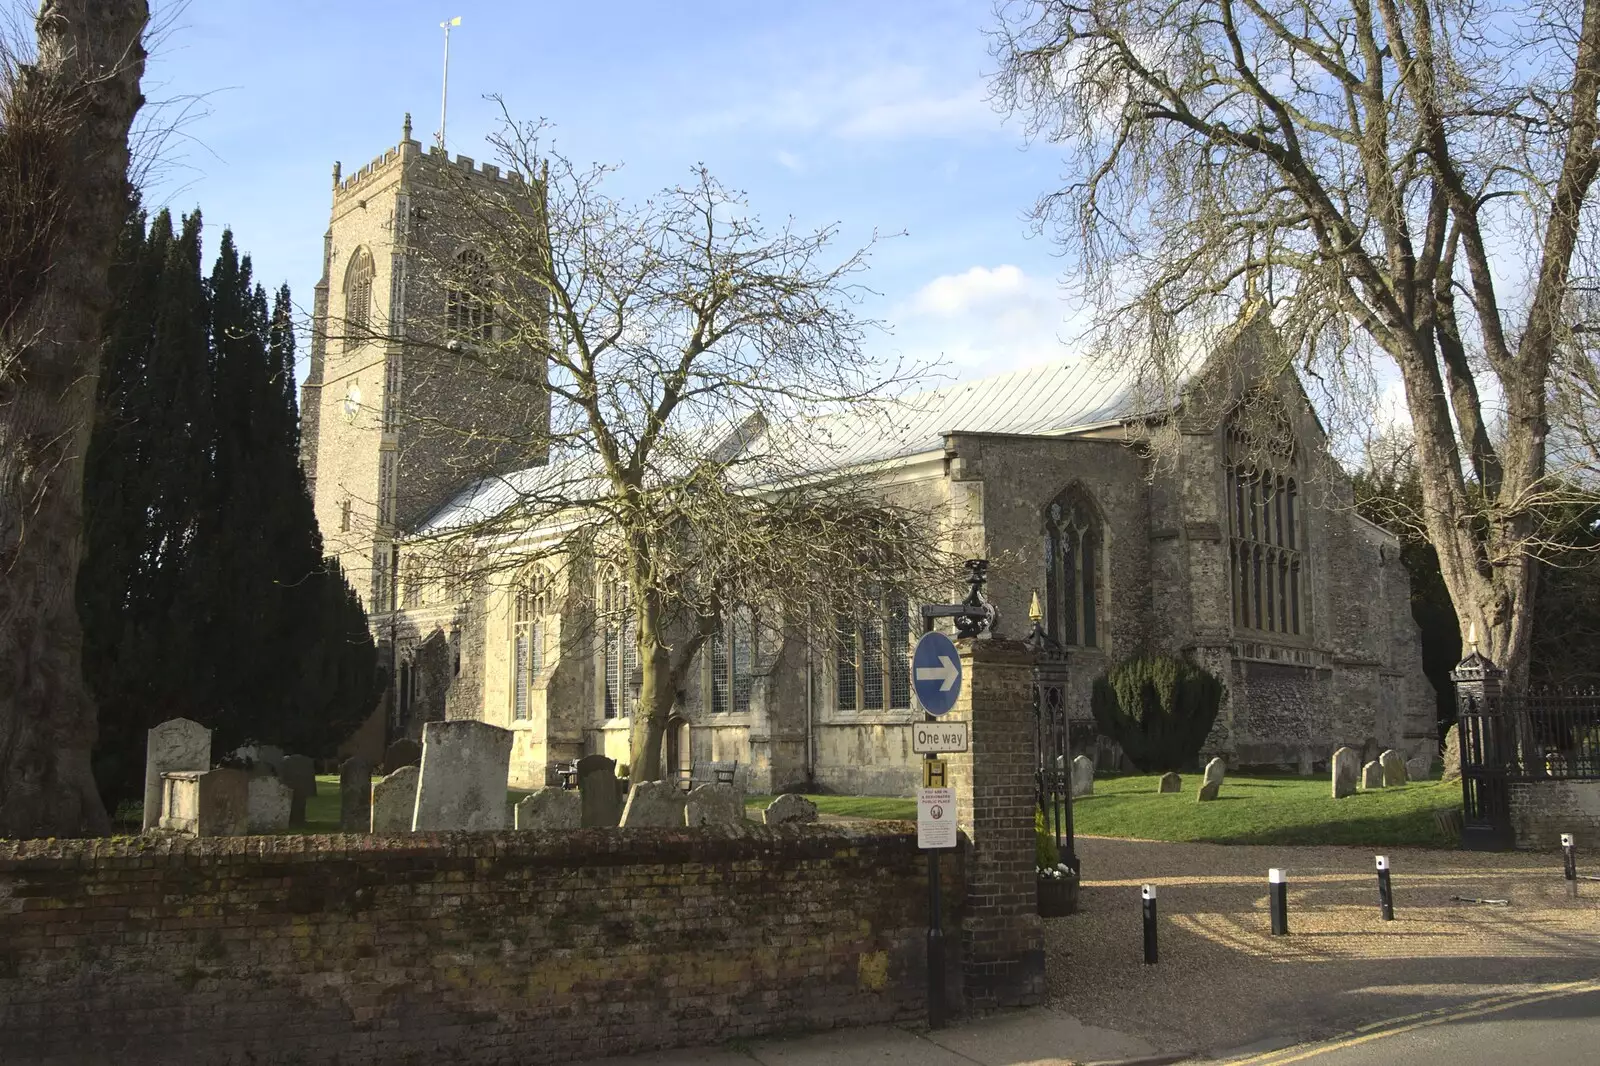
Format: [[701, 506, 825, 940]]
[[577, 753, 622, 827], [514, 787, 582, 830], [277, 754, 316, 826], [143, 718, 212, 831], [370, 765, 420, 832], [1359, 760, 1384, 791], [685, 782, 745, 827], [1197, 757, 1225, 801], [1298, 750, 1315, 777], [160, 768, 248, 836], [763, 794, 819, 825], [384, 738, 421, 771], [245, 776, 293, 833], [1442, 724, 1462, 781], [1405, 754, 1432, 782], [412, 720, 514, 831], [1331, 746, 1360, 799], [339, 756, 372, 832], [228, 742, 284, 776], [1379, 749, 1407, 787], [1157, 772, 1182, 794], [1070, 755, 1095, 797], [620, 780, 689, 827]]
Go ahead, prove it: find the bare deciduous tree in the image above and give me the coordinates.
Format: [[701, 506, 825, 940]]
[[991, 0, 1600, 681], [0, 0, 149, 837], [391, 117, 959, 781]]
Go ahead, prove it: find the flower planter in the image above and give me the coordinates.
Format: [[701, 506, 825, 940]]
[[1037, 873, 1079, 917]]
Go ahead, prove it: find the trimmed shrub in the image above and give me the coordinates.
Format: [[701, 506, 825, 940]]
[[1090, 654, 1224, 772]]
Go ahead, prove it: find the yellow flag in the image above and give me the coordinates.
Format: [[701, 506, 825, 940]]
[[443, 16, 461, 27]]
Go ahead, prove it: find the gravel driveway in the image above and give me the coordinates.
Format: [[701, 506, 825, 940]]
[[1045, 836, 1600, 1057]]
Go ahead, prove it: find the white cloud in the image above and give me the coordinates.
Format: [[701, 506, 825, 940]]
[[773, 149, 803, 172]]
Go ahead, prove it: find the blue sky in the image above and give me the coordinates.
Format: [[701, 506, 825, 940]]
[[140, 0, 1090, 388]]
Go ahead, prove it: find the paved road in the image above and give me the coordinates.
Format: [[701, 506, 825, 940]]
[[1217, 980, 1600, 1065]]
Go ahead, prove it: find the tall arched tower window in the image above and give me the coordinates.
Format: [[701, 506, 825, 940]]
[[445, 248, 493, 342], [1044, 486, 1103, 647], [344, 247, 374, 341], [598, 570, 636, 719], [1226, 421, 1304, 635]]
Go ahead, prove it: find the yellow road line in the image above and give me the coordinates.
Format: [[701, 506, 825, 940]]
[[1220, 978, 1600, 1064]]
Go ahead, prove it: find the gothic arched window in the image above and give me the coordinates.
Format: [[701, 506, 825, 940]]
[[708, 606, 756, 714], [445, 248, 493, 342], [344, 248, 374, 342], [834, 589, 911, 711], [511, 568, 553, 722], [598, 570, 636, 719], [1226, 423, 1304, 635], [1044, 486, 1102, 647]]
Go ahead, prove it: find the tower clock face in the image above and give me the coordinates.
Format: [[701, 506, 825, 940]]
[[343, 384, 362, 422]]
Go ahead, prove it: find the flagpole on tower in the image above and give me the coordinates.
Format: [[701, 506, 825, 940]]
[[438, 16, 461, 149]]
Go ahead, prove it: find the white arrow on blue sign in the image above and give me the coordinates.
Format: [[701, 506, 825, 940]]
[[911, 630, 963, 716]]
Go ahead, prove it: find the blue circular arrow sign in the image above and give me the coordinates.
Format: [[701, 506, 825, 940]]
[[911, 631, 962, 716]]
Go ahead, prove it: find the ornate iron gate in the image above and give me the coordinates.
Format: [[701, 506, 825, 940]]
[[1453, 650, 1514, 851], [1029, 610, 1076, 876]]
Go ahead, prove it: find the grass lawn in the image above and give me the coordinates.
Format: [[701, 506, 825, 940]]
[[1072, 773, 1461, 847]]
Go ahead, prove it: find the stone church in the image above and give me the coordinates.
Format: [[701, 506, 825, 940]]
[[303, 125, 1436, 794]]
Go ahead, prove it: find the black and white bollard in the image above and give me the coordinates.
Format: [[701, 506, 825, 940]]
[[1376, 855, 1395, 921], [1563, 833, 1577, 896], [1142, 884, 1159, 964], [1269, 868, 1289, 935]]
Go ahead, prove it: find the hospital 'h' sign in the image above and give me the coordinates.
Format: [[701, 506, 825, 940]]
[[911, 630, 962, 717]]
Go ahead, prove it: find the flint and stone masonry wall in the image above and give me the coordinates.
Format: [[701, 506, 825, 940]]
[[0, 826, 941, 1065]]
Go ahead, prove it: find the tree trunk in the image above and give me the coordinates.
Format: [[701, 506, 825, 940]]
[[0, 0, 148, 839]]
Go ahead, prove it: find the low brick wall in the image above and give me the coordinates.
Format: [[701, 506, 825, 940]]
[[0, 825, 946, 1065], [1508, 780, 1600, 849]]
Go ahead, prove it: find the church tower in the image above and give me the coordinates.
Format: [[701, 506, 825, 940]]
[[300, 115, 549, 616]]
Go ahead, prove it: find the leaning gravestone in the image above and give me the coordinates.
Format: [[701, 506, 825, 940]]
[[370, 765, 421, 832], [339, 756, 372, 832], [1359, 760, 1385, 791], [160, 768, 249, 836], [763, 794, 819, 825], [246, 776, 293, 833], [620, 780, 690, 827], [685, 783, 745, 827], [1197, 757, 1225, 802], [1331, 746, 1360, 799], [412, 720, 514, 831], [1157, 772, 1182, 794], [277, 755, 316, 826], [1070, 755, 1095, 797], [577, 754, 622, 827], [514, 787, 582, 830], [143, 718, 212, 831], [384, 738, 421, 771], [1442, 724, 1462, 781], [1379, 749, 1408, 787]]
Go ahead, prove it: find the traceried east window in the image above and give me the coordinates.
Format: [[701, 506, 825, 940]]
[[1227, 422, 1304, 636], [511, 569, 552, 722], [1044, 486, 1102, 647], [599, 572, 636, 719], [344, 248, 374, 342], [445, 248, 494, 342], [708, 608, 756, 714], [835, 590, 911, 712]]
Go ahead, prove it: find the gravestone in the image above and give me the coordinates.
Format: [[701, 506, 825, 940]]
[[1298, 750, 1315, 776], [1359, 760, 1384, 790], [143, 718, 212, 831], [1379, 749, 1408, 787], [245, 776, 293, 833], [277, 755, 316, 826], [576, 754, 622, 827], [1331, 746, 1360, 799], [160, 768, 248, 836], [685, 782, 745, 827], [1157, 772, 1182, 794], [1197, 757, 1225, 802], [1442, 724, 1462, 781], [339, 756, 371, 832], [514, 787, 582, 830], [763, 794, 819, 825], [370, 765, 420, 832], [384, 738, 421, 771], [1070, 755, 1095, 797], [620, 780, 689, 827], [412, 720, 514, 831], [1406, 754, 1432, 782]]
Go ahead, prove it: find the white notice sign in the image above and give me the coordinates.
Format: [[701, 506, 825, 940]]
[[917, 786, 956, 849], [913, 720, 969, 754]]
